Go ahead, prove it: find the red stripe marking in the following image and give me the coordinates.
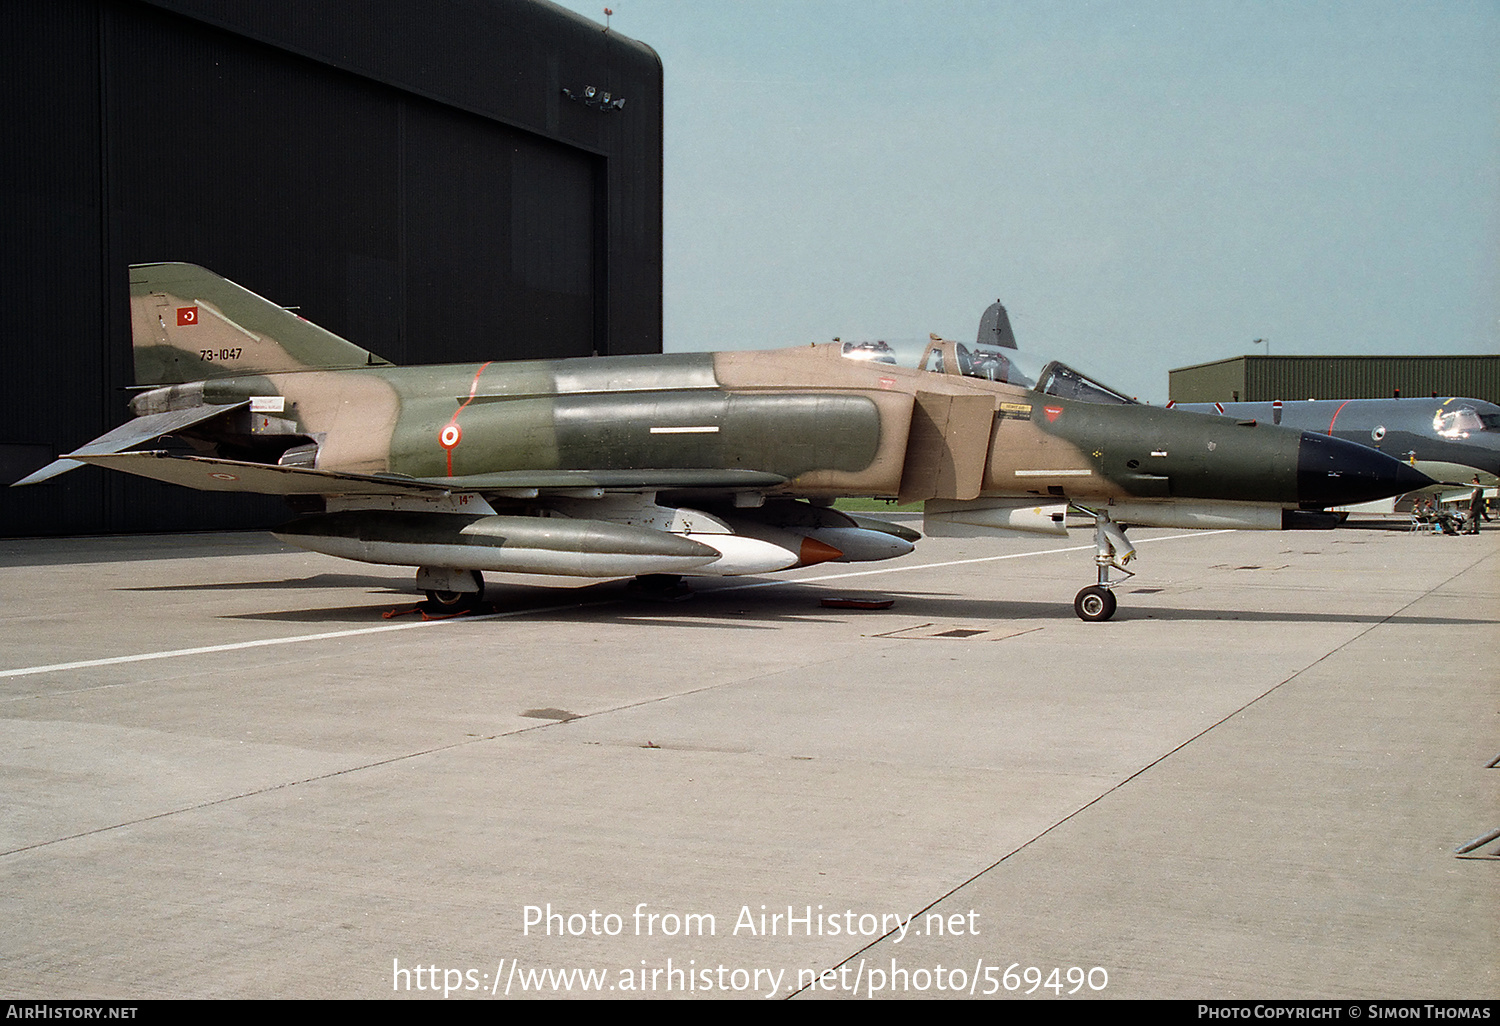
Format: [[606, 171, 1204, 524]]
[[442, 361, 493, 476], [1326, 399, 1351, 435]]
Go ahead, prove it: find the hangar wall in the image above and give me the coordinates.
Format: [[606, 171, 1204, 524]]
[[1169, 356, 1500, 407], [0, 0, 663, 536]]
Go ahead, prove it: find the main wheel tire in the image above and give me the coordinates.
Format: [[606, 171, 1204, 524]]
[[626, 574, 693, 601], [1074, 585, 1117, 622], [424, 589, 478, 612], [423, 570, 484, 613]]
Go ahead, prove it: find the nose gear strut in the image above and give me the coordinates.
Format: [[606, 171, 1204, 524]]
[[1070, 506, 1135, 622]]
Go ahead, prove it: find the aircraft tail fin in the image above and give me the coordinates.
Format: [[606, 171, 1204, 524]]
[[129, 263, 393, 386], [976, 299, 1017, 350]]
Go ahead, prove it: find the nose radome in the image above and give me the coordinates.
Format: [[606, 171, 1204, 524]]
[[1296, 432, 1436, 507]]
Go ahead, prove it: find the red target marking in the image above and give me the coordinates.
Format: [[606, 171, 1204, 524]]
[[439, 423, 462, 449]]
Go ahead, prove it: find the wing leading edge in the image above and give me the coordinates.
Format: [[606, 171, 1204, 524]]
[[69, 450, 788, 498]]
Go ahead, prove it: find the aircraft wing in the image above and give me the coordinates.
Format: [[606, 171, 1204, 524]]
[[13, 403, 248, 486], [71, 450, 787, 497]]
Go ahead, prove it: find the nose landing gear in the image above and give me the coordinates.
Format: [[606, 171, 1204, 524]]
[[1072, 508, 1135, 622], [1074, 585, 1117, 622]]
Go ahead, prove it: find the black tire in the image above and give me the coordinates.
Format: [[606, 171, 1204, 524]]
[[626, 574, 692, 601], [1074, 585, 1117, 622], [423, 570, 484, 612]]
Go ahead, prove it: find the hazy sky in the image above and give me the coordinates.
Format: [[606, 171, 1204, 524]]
[[548, 0, 1499, 401]]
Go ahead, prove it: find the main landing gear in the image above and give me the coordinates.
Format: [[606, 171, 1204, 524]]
[[626, 574, 694, 602], [1072, 508, 1136, 622], [417, 567, 485, 613]]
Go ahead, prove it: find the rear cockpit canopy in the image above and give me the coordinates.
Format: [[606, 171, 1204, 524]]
[[908, 336, 1136, 404], [834, 296, 1135, 404], [916, 337, 1018, 382]]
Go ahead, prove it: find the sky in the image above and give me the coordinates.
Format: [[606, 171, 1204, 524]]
[[546, 0, 1500, 402]]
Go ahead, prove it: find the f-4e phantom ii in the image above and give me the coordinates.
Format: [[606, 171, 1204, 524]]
[[1169, 397, 1499, 507], [16, 264, 1432, 621]]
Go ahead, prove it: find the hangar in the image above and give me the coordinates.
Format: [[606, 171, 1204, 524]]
[[0, 0, 663, 536], [1169, 355, 1500, 407]]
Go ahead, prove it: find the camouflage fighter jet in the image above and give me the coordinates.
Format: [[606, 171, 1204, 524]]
[[965, 299, 1495, 511], [15, 264, 1432, 621], [1169, 397, 1499, 507]]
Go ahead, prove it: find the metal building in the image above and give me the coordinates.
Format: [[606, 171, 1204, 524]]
[[1, 0, 663, 536], [1169, 356, 1500, 407]]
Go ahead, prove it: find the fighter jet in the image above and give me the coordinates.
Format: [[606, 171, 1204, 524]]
[[15, 264, 1432, 621], [1169, 397, 1499, 506]]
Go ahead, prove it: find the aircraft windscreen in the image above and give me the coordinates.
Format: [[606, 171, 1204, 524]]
[[1434, 406, 1499, 438], [838, 340, 900, 365], [1033, 361, 1137, 405]]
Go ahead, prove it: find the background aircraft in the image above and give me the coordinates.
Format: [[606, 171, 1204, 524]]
[[1169, 397, 1499, 507], [16, 265, 1430, 621]]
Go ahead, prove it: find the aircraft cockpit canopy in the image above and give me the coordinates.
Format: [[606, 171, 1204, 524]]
[[838, 340, 899, 365], [913, 338, 1136, 404], [1032, 362, 1136, 405], [914, 338, 1036, 386], [838, 332, 1137, 405], [1433, 405, 1500, 439]]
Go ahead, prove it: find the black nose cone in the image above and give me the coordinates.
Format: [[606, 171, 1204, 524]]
[[1296, 432, 1436, 507]]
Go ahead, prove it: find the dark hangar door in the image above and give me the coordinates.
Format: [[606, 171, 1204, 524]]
[[404, 104, 599, 366], [115, 3, 600, 535], [106, 2, 601, 369]]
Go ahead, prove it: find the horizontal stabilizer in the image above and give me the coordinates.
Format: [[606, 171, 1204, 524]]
[[12, 403, 246, 486]]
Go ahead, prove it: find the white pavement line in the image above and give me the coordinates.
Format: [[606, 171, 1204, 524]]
[[0, 601, 584, 681], [0, 530, 1231, 681]]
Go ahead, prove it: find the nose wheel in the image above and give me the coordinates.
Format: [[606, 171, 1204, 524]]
[[1074, 585, 1117, 622], [1071, 507, 1135, 622]]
